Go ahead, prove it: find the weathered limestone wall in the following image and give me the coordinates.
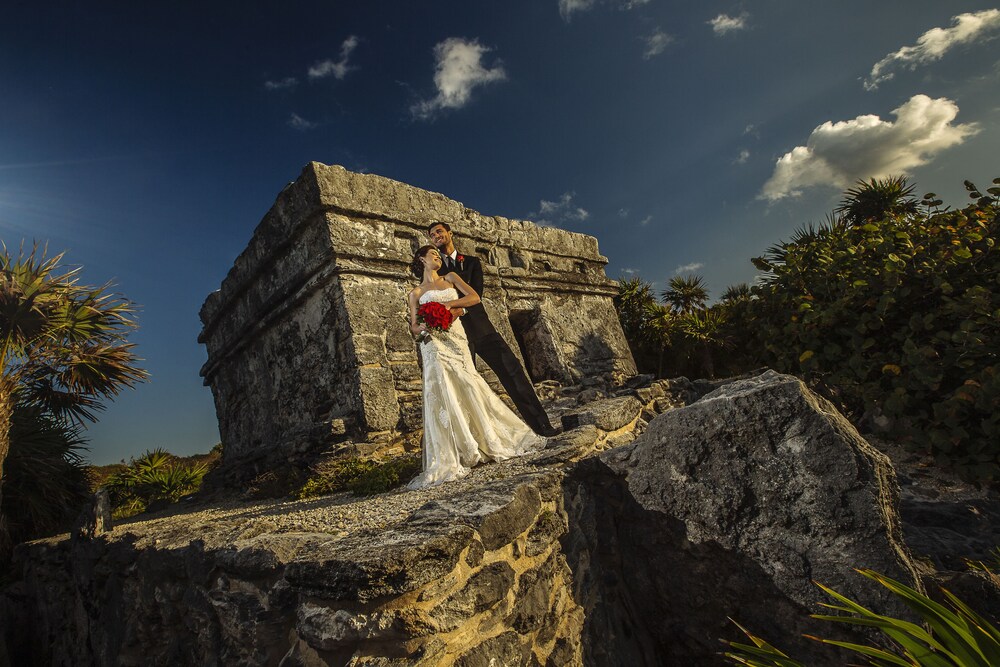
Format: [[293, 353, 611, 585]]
[[4, 473, 584, 666], [2, 371, 929, 666], [199, 163, 636, 471]]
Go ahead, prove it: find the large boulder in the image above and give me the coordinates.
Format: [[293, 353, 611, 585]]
[[562, 370, 920, 666]]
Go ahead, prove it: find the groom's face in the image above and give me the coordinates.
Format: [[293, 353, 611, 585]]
[[428, 223, 453, 251]]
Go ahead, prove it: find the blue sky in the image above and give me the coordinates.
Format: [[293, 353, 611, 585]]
[[2, 2, 998, 464]]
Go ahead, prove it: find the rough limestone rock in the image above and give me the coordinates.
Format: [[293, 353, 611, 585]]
[[562, 370, 920, 666], [3, 371, 931, 666], [198, 163, 636, 484]]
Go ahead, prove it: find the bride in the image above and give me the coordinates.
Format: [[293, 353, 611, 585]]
[[406, 245, 544, 489]]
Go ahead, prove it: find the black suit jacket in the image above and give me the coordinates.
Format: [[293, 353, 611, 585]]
[[440, 252, 494, 342]]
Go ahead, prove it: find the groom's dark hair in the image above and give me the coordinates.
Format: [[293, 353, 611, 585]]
[[427, 221, 451, 233]]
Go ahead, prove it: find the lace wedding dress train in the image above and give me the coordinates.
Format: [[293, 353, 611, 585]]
[[407, 288, 544, 489]]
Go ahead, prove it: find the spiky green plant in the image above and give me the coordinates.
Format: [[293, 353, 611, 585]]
[[1, 405, 90, 544], [0, 243, 147, 558], [102, 449, 208, 519], [725, 569, 1000, 666]]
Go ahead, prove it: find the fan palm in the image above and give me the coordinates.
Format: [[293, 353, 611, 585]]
[[835, 175, 918, 225], [662, 275, 709, 315], [0, 244, 147, 559]]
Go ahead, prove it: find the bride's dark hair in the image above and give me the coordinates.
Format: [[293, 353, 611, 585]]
[[411, 245, 437, 278]]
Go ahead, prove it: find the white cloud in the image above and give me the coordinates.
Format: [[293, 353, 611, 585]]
[[618, 208, 630, 218], [288, 113, 317, 130], [734, 149, 750, 164], [410, 38, 507, 120], [674, 262, 704, 275], [308, 35, 360, 80], [744, 123, 759, 137], [760, 95, 978, 201], [559, 0, 597, 20], [559, 0, 648, 21], [865, 10, 1000, 90], [639, 215, 652, 226], [643, 29, 673, 59], [709, 13, 748, 35], [529, 192, 589, 227], [264, 77, 298, 91]]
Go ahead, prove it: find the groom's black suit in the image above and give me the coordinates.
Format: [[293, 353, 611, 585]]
[[440, 252, 554, 435]]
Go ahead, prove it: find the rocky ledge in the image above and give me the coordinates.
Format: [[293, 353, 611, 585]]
[[2, 371, 997, 666]]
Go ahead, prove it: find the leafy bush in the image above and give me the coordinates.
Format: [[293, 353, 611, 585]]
[[295, 458, 380, 499], [1, 405, 90, 543], [725, 569, 1000, 667], [749, 178, 1000, 480], [348, 455, 421, 496], [101, 449, 208, 519], [296, 455, 421, 499]]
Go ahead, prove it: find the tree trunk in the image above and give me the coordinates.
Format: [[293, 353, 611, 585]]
[[0, 377, 14, 565]]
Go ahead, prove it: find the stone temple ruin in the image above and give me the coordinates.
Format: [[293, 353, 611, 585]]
[[199, 163, 635, 476]]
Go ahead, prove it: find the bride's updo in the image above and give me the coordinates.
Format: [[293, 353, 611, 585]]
[[411, 245, 437, 278]]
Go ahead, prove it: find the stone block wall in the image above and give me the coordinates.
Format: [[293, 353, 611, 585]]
[[4, 473, 584, 666], [199, 163, 636, 471]]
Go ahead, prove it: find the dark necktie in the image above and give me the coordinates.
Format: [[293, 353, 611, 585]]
[[446, 255, 454, 270]]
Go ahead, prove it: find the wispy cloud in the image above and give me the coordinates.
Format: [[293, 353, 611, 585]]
[[643, 28, 674, 59], [760, 95, 978, 201], [639, 215, 653, 226], [743, 123, 759, 138], [674, 262, 704, 275], [709, 13, 749, 36], [264, 77, 298, 91], [410, 38, 507, 120], [288, 113, 317, 130], [734, 149, 750, 164], [559, 0, 596, 20], [864, 10, 1000, 90], [618, 207, 630, 218], [529, 192, 589, 227], [559, 0, 649, 21], [308, 35, 360, 80]]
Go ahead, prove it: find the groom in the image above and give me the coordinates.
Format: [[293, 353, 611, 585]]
[[428, 221, 560, 437]]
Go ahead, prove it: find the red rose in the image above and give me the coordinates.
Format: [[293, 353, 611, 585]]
[[417, 301, 454, 332]]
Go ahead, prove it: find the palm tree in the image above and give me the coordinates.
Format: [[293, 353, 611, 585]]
[[0, 244, 147, 559], [680, 308, 729, 379], [720, 283, 753, 306], [835, 176, 918, 225], [662, 275, 709, 315], [643, 302, 679, 378]]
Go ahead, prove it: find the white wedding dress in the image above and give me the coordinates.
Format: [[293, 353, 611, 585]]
[[407, 288, 545, 489]]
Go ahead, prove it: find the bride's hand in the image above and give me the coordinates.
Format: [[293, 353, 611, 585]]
[[411, 323, 427, 336]]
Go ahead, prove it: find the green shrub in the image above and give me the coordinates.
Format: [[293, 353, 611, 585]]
[[348, 455, 421, 497], [749, 178, 1000, 480], [725, 569, 1000, 666], [101, 449, 208, 519], [295, 457, 379, 499], [1, 405, 90, 543], [296, 455, 421, 499]]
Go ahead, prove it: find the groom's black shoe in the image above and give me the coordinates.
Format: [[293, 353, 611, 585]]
[[537, 424, 562, 437]]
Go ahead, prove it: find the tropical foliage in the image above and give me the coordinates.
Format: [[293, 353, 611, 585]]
[[749, 178, 999, 480], [297, 455, 422, 499], [0, 244, 147, 556], [725, 569, 1000, 667], [101, 449, 209, 519], [613, 176, 999, 480], [1, 405, 90, 545]]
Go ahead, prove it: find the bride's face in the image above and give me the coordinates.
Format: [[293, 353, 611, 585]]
[[422, 249, 442, 271]]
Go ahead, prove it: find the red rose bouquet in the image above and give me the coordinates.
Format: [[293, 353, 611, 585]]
[[416, 301, 454, 343]]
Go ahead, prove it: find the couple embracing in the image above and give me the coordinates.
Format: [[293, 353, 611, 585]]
[[406, 222, 560, 489]]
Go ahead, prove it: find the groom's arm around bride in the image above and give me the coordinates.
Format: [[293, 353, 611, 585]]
[[427, 221, 561, 438]]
